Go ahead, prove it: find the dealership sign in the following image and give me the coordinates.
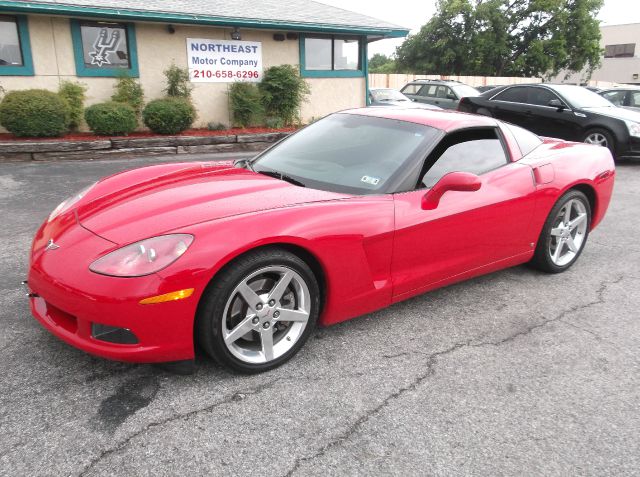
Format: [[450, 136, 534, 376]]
[[187, 38, 263, 83]]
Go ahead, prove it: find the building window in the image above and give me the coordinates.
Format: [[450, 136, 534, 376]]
[[0, 15, 34, 76], [604, 43, 635, 58], [70, 19, 139, 77], [300, 35, 364, 77]]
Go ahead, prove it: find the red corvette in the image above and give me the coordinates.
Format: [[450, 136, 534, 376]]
[[27, 108, 615, 373]]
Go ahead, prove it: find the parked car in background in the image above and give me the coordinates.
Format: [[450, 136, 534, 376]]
[[400, 79, 480, 109], [458, 83, 640, 159], [368, 88, 441, 109], [598, 86, 640, 113]]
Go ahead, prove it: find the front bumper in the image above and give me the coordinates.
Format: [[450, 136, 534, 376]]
[[618, 136, 640, 159], [27, 216, 198, 363]]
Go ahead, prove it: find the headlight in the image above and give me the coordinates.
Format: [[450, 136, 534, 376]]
[[625, 120, 640, 138], [89, 234, 194, 277], [48, 182, 97, 222]]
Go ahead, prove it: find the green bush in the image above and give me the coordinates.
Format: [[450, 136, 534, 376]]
[[259, 65, 310, 126], [142, 98, 195, 134], [111, 75, 144, 117], [163, 64, 193, 99], [228, 82, 263, 127], [264, 116, 285, 129], [0, 89, 70, 137], [58, 80, 87, 131], [84, 101, 137, 135]]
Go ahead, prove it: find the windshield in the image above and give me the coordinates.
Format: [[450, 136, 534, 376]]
[[252, 113, 439, 194], [452, 84, 481, 98], [551, 85, 615, 109], [371, 89, 410, 102]]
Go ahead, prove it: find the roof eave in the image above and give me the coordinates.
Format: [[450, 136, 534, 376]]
[[0, 1, 409, 38]]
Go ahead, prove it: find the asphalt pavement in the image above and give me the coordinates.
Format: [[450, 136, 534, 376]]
[[0, 154, 638, 476]]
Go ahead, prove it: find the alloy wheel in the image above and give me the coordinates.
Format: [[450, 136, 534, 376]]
[[548, 198, 588, 267], [584, 132, 608, 148], [222, 266, 311, 364]]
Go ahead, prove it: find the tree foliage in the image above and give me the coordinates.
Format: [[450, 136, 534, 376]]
[[396, 0, 603, 78]]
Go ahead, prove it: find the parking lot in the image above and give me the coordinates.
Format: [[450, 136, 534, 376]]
[[1, 154, 638, 476]]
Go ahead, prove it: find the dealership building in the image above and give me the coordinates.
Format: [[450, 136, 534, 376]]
[[0, 0, 407, 129]]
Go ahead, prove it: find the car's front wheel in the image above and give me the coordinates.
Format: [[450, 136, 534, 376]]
[[530, 190, 591, 273], [196, 248, 320, 373], [583, 128, 616, 156]]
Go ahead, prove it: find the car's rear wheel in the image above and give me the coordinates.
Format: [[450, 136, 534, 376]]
[[583, 128, 615, 156], [196, 248, 320, 373], [530, 190, 591, 273]]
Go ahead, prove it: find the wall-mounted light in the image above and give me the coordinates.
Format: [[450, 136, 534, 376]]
[[167, 24, 175, 34], [273, 33, 285, 41], [286, 33, 298, 40], [634, 73, 639, 80], [230, 27, 241, 41]]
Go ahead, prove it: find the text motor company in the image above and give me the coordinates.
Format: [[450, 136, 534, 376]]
[[187, 38, 263, 82]]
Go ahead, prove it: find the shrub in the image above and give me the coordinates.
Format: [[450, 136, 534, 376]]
[[259, 65, 310, 126], [163, 64, 193, 99], [111, 75, 144, 117], [84, 101, 137, 135], [0, 89, 70, 137], [208, 121, 227, 131], [228, 82, 263, 127], [143, 98, 195, 134], [58, 80, 87, 131], [264, 116, 285, 129]]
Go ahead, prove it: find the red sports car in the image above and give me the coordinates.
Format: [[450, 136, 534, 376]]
[[27, 108, 615, 373]]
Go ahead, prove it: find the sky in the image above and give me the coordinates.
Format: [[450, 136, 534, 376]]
[[317, 0, 640, 57]]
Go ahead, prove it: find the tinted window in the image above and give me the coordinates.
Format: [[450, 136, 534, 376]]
[[0, 15, 23, 66], [493, 87, 527, 103], [420, 85, 438, 97], [253, 113, 440, 195], [602, 90, 626, 106], [502, 122, 543, 157], [79, 21, 131, 69], [528, 87, 560, 106], [604, 43, 635, 58], [421, 129, 508, 188], [304, 36, 361, 71], [401, 84, 422, 95]]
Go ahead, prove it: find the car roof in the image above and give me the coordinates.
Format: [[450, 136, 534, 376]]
[[406, 79, 462, 85], [341, 107, 498, 132], [599, 86, 640, 92]]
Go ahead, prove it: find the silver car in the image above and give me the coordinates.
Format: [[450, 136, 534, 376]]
[[599, 87, 640, 113], [368, 88, 441, 109], [400, 80, 480, 109]]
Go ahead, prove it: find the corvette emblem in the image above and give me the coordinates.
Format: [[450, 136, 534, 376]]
[[44, 239, 60, 251]]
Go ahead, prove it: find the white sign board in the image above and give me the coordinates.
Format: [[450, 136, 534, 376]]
[[187, 38, 263, 82]]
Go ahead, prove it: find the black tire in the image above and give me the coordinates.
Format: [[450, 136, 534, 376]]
[[530, 189, 592, 273], [583, 128, 616, 157], [196, 248, 320, 374]]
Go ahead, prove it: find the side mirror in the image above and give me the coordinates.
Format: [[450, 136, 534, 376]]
[[422, 171, 482, 210], [548, 99, 565, 110]]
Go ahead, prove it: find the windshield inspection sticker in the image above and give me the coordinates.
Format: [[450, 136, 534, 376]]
[[361, 175, 381, 186]]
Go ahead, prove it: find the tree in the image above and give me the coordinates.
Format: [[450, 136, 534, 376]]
[[396, 0, 603, 78]]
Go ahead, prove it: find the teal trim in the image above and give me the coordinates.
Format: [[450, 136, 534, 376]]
[[299, 35, 365, 78], [0, 1, 409, 37], [363, 41, 369, 105], [0, 15, 34, 76], [70, 19, 139, 77]]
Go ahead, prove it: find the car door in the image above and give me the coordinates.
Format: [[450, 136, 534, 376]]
[[391, 127, 537, 300], [412, 84, 438, 106], [433, 85, 458, 109], [486, 86, 530, 125], [521, 87, 580, 140]]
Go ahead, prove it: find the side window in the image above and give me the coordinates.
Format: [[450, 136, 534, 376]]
[[435, 85, 449, 98], [502, 122, 543, 157], [401, 84, 422, 95], [528, 88, 560, 107], [602, 90, 626, 106], [420, 129, 508, 188], [630, 92, 640, 107], [493, 86, 527, 103], [419, 85, 437, 97]]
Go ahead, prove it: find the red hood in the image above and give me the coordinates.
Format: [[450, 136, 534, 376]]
[[76, 161, 349, 244]]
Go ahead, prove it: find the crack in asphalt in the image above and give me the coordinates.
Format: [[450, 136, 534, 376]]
[[282, 275, 624, 476], [77, 378, 282, 477], [76, 275, 625, 477]]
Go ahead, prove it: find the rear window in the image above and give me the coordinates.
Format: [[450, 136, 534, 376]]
[[502, 122, 542, 157], [401, 84, 422, 95]]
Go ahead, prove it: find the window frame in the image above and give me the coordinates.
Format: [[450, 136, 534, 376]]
[[299, 34, 365, 78], [0, 15, 34, 76], [70, 19, 139, 77]]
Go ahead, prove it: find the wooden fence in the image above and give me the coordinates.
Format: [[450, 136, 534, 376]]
[[368, 73, 542, 89]]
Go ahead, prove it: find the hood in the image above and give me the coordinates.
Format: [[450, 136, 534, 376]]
[[76, 161, 349, 244], [582, 106, 640, 122]]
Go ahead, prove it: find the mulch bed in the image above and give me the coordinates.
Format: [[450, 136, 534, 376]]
[[0, 126, 297, 142]]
